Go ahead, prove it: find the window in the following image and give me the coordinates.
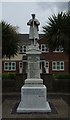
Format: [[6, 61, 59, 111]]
[[19, 45, 26, 53], [40, 61, 44, 73], [20, 46, 23, 53], [40, 44, 49, 52], [52, 61, 64, 71], [53, 46, 64, 52], [19, 62, 23, 68], [45, 61, 49, 68], [4, 62, 16, 71], [23, 46, 26, 52]]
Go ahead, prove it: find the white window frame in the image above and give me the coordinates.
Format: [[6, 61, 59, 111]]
[[41, 44, 49, 52], [23, 45, 27, 53], [44, 61, 49, 73], [19, 62, 23, 68], [40, 60, 49, 73], [52, 61, 64, 71], [44, 61, 49, 68], [19, 45, 27, 53], [4, 62, 16, 71], [53, 46, 64, 53], [19, 46, 23, 53]]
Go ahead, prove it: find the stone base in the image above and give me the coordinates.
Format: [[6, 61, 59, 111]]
[[17, 101, 51, 113], [17, 84, 51, 113], [24, 78, 43, 87]]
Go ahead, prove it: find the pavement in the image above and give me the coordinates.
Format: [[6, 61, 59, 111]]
[[2, 93, 70, 120]]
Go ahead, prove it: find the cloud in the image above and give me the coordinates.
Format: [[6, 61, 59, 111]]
[[37, 2, 68, 13], [2, 2, 68, 34]]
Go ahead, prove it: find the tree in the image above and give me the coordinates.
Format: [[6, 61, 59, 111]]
[[43, 12, 70, 72], [2, 21, 19, 59]]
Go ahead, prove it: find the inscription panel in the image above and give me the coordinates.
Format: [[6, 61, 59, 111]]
[[23, 89, 45, 96], [28, 62, 40, 78]]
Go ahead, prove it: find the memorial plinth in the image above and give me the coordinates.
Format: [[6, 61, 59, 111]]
[[17, 86, 51, 112], [17, 45, 51, 113]]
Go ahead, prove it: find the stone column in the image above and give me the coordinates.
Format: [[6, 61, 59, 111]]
[[27, 55, 40, 79]]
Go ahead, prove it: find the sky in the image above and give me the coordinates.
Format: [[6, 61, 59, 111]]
[[1, 1, 69, 34]]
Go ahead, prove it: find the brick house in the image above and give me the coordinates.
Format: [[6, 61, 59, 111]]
[[2, 34, 69, 74]]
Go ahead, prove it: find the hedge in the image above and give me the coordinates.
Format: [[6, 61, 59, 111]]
[[53, 73, 70, 79], [2, 73, 16, 79], [2, 73, 70, 93]]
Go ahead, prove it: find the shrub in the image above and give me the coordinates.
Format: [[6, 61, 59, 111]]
[[2, 73, 16, 79], [53, 73, 70, 79]]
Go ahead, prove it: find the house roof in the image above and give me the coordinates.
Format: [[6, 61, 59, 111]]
[[2, 53, 23, 61], [18, 34, 45, 45]]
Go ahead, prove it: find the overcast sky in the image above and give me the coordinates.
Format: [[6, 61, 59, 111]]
[[1, 2, 69, 34]]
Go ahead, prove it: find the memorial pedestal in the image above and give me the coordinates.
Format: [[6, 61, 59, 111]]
[[17, 79, 51, 113], [17, 45, 51, 113]]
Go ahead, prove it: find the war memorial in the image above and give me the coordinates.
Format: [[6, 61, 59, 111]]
[[17, 14, 51, 113]]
